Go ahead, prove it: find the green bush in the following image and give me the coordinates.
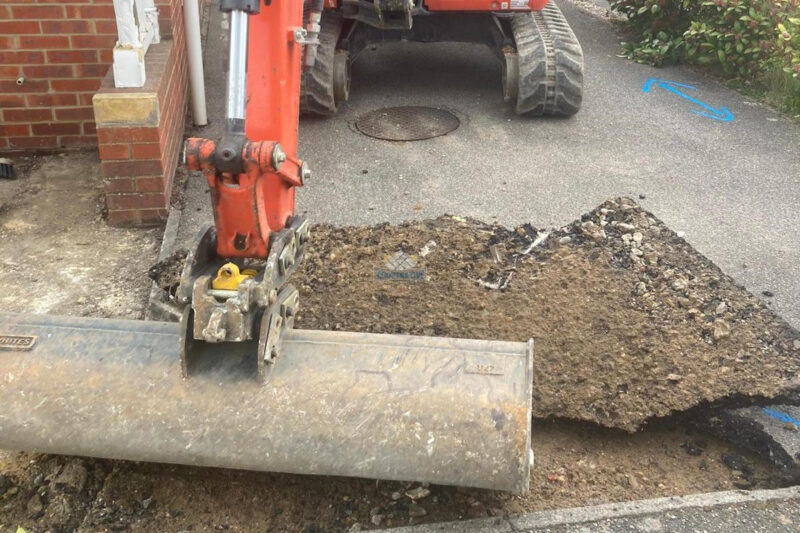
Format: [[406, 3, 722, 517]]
[[684, 1, 778, 76], [779, 14, 800, 77], [610, 0, 800, 77], [610, 0, 800, 113]]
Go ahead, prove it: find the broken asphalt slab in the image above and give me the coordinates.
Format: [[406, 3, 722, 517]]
[[153, 196, 800, 431]]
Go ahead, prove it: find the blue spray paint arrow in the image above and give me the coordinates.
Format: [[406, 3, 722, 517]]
[[642, 78, 734, 122]]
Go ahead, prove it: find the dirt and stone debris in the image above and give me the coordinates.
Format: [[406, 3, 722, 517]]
[[1, 164, 798, 532], [0, 421, 782, 532], [148, 248, 188, 295], [293, 197, 800, 431]]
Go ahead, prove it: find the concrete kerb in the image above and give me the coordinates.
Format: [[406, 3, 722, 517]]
[[374, 486, 800, 533]]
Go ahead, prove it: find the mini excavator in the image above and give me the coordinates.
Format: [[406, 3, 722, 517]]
[[0, 0, 586, 492]]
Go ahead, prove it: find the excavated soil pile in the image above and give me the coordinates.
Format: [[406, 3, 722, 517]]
[[294, 197, 800, 431]]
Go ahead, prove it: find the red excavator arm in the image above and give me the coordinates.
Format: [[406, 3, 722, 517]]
[[185, 0, 309, 259]]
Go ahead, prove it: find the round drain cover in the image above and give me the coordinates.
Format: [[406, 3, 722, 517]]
[[355, 106, 460, 141]]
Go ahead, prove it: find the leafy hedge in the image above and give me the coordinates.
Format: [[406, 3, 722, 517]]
[[610, 0, 800, 80]]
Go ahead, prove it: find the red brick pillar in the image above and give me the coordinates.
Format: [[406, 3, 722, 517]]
[[92, 0, 192, 226], [94, 40, 189, 225]]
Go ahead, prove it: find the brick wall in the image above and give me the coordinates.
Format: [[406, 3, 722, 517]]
[[0, 0, 182, 152], [94, 0, 192, 225]]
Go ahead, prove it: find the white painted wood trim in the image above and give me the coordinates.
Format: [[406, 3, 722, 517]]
[[112, 0, 161, 88]]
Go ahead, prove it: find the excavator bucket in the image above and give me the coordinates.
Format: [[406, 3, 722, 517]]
[[0, 313, 533, 493]]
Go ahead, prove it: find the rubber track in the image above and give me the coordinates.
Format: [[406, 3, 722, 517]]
[[300, 11, 343, 117], [511, 2, 583, 116]]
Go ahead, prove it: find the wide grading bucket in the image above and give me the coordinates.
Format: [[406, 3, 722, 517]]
[[0, 313, 533, 493]]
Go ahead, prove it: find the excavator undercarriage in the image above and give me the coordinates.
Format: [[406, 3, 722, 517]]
[[301, 1, 584, 116]]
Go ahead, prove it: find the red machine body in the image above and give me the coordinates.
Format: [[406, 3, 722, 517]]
[[184, 137, 303, 258], [244, 0, 302, 233], [422, 0, 548, 11]]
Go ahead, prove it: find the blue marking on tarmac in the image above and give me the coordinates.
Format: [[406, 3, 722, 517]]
[[762, 407, 800, 426], [642, 78, 734, 122]]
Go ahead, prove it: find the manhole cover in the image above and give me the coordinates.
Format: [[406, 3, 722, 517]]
[[355, 106, 460, 141]]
